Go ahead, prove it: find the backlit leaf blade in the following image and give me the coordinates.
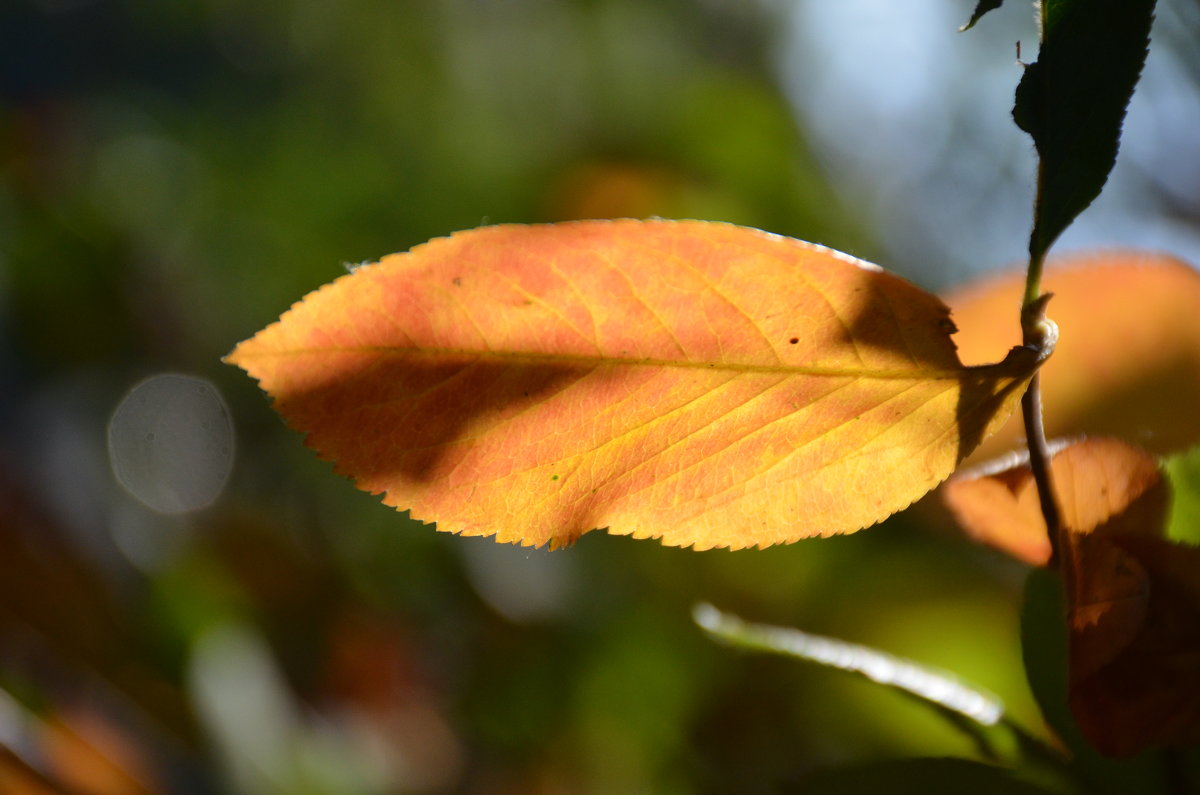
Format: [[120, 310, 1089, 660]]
[[227, 220, 1040, 550], [943, 446, 1058, 567], [944, 437, 1165, 567]]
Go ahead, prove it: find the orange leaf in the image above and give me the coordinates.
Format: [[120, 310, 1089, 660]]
[[944, 438, 1200, 755], [945, 251, 1200, 462], [228, 220, 1040, 550], [941, 448, 1054, 566], [944, 436, 1167, 566]]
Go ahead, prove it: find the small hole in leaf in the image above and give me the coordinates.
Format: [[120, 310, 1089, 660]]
[[789, 337, 799, 344]]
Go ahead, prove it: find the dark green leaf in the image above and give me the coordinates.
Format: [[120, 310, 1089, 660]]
[[1014, 0, 1156, 260], [1040, 0, 1073, 38], [960, 0, 1006, 32], [783, 758, 1055, 795], [1021, 569, 1073, 747]]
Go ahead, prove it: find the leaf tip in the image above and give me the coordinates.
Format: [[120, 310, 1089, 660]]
[[959, 0, 1004, 32], [221, 341, 248, 369]]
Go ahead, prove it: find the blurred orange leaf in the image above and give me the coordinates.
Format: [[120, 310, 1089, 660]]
[[941, 447, 1055, 566], [944, 437, 1200, 756], [0, 746, 61, 795], [39, 708, 159, 795], [943, 437, 1165, 567], [228, 220, 1040, 550], [945, 251, 1200, 462], [545, 161, 688, 221]]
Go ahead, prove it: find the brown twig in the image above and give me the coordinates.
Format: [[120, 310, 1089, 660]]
[[1020, 289, 1062, 566], [1021, 373, 1062, 566]]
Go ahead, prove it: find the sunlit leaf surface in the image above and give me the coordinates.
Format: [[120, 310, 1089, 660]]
[[229, 220, 1039, 549]]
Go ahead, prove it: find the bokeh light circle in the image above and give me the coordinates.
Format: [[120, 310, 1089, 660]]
[[108, 374, 235, 513]]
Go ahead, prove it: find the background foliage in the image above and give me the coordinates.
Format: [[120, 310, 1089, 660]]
[[2, 1, 1199, 792]]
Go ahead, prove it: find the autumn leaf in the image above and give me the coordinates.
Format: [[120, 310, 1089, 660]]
[[943, 436, 1167, 567], [227, 220, 1041, 550], [941, 446, 1060, 567], [946, 251, 1200, 463], [944, 437, 1200, 756]]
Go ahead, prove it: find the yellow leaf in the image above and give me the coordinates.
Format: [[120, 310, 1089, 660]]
[[228, 220, 1041, 549]]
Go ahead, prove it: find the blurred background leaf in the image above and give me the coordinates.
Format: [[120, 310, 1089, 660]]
[[2, 0, 1198, 791], [1166, 446, 1200, 547]]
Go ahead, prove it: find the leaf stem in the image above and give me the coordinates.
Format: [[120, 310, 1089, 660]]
[[1019, 127, 1065, 565], [1021, 373, 1062, 565], [1024, 223, 1047, 309], [1020, 228, 1063, 561]]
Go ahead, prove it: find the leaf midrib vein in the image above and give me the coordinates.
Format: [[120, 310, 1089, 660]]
[[240, 344, 977, 381]]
